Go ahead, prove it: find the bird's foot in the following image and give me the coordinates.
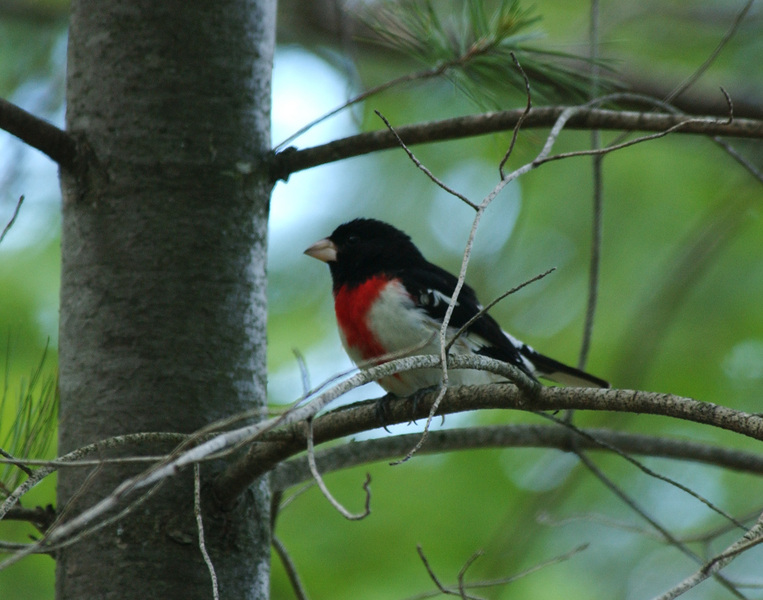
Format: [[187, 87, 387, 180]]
[[374, 394, 397, 433], [408, 385, 441, 423], [375, 386, 442, 432]]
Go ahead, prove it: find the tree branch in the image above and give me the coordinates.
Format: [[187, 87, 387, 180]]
[[270, 423, 763, 492], [654, 511, 763, 600], [0, 195, 24, 246], [214, 356, 763, 505], [2, 505, 56, 532], [270, 106, 763, 181], [0, 97, 77, 170]]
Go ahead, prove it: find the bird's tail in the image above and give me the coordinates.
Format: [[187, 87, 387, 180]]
[[520, 346, 610, 388]]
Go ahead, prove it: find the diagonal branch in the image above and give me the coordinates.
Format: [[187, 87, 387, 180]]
[[0, 195, 24, 246], [0, 97, 77, 170], [575, 450, 743, 598], [653, 511, 763, 600]]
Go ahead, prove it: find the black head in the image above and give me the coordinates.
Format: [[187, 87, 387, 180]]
[[305, 218, 426, 288]]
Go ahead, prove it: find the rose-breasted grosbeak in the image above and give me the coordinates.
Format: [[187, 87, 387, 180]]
[[305, 218, 609, 396]]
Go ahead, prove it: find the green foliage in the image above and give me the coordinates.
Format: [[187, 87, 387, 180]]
[[362, 0, 605, 105], [0, 346, 58, 497]]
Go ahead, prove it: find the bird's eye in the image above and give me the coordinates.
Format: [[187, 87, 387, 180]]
[[346, 235, 359, 245]]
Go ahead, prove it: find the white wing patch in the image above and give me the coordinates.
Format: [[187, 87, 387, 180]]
[[502, 330, 538, 375], [418, 288, 456, 309]]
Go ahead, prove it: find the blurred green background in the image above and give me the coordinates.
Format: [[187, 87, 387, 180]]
[[1, 1, 762, 598]]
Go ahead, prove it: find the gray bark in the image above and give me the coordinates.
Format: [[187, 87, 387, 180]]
[[57, 1, 275, 599]]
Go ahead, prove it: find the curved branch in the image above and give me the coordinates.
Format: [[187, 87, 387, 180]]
[[270, 106, 763, 181], [0, 97, 77, 169], [270, 423, 763, 492], [214, 356, 763, 505]]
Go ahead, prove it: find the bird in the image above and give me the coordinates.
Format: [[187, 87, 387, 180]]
[[305, 218, 609, 396]]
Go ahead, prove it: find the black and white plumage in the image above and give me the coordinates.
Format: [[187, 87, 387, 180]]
[[305, 218, 609, 396]]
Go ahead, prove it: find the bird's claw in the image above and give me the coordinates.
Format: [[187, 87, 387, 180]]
[[374, 394, 396, 432]]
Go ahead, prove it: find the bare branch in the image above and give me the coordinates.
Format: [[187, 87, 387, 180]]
[[0, 195, 24, 246], [194, 464, 219, 600], [416, 545, 483, 600], [218, 354, 763, 493], [574, 450, 743, 597], [272, 535, 310, 600], [306, 418, 371, 520], [0, 431, 187, 522], [538, 412, 747, 530], [457, 551, 484, 600], [665, 0, 755, 105], [395, 101, 578, 463], [1, 504, 56, 532], [498, 52, 532, 179], [0, 98, 77, 170], [579, 0, 604, 373], [653, 512, 763, 600], [270, 423, 763, 492], [271, 107, 763, 181], [375, 110, 477, 209], [409, 544, 589, 600], [8, 358, 762, 551]]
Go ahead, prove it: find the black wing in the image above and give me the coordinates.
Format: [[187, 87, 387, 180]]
[[398, 262, 610, 388], [397, 263, 536, 378]]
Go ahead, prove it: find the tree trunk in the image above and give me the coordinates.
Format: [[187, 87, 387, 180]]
[[56, 1, 275, 598]]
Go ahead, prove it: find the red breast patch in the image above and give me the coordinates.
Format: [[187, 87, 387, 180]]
[[334, 276, 390, 360]]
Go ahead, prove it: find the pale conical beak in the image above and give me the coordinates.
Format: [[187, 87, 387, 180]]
[[304, 238, 337, 263]]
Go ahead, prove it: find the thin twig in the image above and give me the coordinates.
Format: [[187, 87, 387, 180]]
[[375, 110, 477, 208], [194, 464, 219, 600], [539, 411, 748, 531], [0, 446, 33, 478], [498, 52, 532, 179], [653, 512, 763, 600], [0, 195, 24, 246], [293, 348, 311, 397], [409, 544, 589, 600], [579, 0, 603, 372], [712, 136, 763, 184], [665, 0, 755, 105], [445, 268, 556, 355], [417, 545, 451, 596], [376, 99, 551, 465], [275, 62, 451, 150], [273, 535, 310, 600], [416, 545, 483, 600], [575, 450, 744, 599], [535, 107, 723, 167], [399, 93, 638, 463], [2, 505, 56, 532], [457, 551, 485, 600], [306, 418, 371, 520]]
